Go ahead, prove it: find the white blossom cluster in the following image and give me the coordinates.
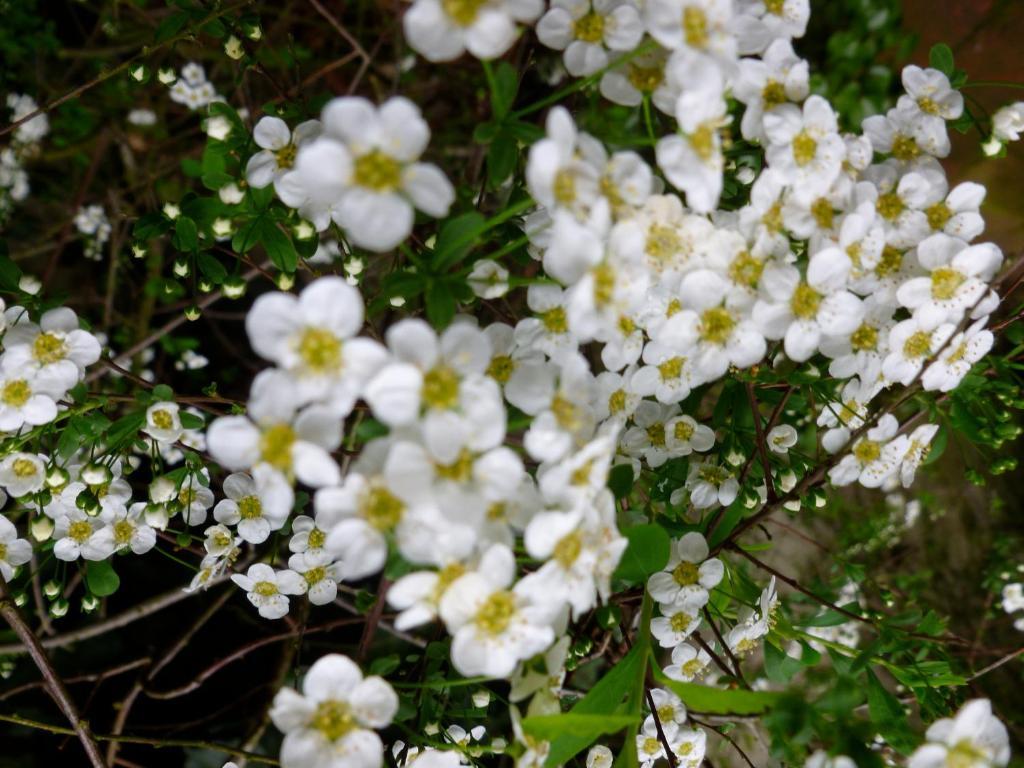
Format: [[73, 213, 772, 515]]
[[0, 305, 102, 573], [1, 94, 49, 227], [166, 61, 224, 111], [1000, 579, 1024, 632], [73, 204, 112, 261]]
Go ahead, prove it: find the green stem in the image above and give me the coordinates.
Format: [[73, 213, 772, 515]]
[[961, 81, 1024, 90]]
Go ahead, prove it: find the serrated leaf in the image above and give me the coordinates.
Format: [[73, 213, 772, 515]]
[[613, 524, 670, 584]]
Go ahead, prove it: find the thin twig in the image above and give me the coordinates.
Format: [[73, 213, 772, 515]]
[[644, 688, 678, 768], [745, 382, 777, 502], [0, 580, 106, 767], [700, 609, 748, 689]]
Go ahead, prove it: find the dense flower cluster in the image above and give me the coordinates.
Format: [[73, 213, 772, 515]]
[[0, 1, 1017, 767], [1, 94, 48, 226]]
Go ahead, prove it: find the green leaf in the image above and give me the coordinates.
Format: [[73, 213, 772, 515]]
[[133, 212, 171, 241], [653, 667, 781, 715], [865, 669, 916, 754], [490, 61, 519, 120], [544, 644, 645, 767], [197, 253, 227, 284], [433, 212, 486, 271], [487, 129, 517, 188], [173, 216, 199, 252], [929, 43, 954, 76], [180, 411, 205, 430], [260, 220, 297, 272], [613, 524, 670, 584], [608, 463, 634, 500], [85, 560, 120, 597], [425, 280, 456, 329], [154, 11, 188, 43], [763, 641, 803, 683], [523, 714, 636, 743], [0, 253, 22, 292]]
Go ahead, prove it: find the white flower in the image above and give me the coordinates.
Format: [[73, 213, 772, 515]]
[[637, 718, 675, 768], [468, 260, 511, 299], [270, 653, 398, 768], [828, 414, 909, 488], [992, 102, 1024, 142], [245, 277, 386, 412], [899, 423, 941, 488], [53, 509, 104, 562], [403, 0, 543, 62], [213, 466, 294, 544], [439, 544, 557, 678], [144, 402, 183, 443], [651, 600, 702, 647], [908, 699, 1009, 768], [644, 0, 735, 66], [922, 317, 993, 392], [805, 751, 857, 768], [85, 503, 157, 559], [599, 48, 676, 113], [733, 38, 809, 141], [246, 116, 321, 195], [388, 562, 469, 630], [280, 97, 454, 250], [671, 726, 706, 768], [752, 250, 864, 363], [663, 642, 711, 681], [899, 64, 963, 128], [537, 0, 644, 77], [896, 234, 1002, 330], [1001, 583, 1024, 614], [863, 101, 950, 162], [647, 532, 723, 607], [526, 107, 603, 219], [0, 361, 65, 432], [764, 95, 845, 197], [0, 452, 47, 497], [683, 459, 739, 510], [0, 514, 32, 581], [587, 745, 614, 768], [206, 370, 343, 487], [767, 424, 797, 453], [882, 318, 955, 386], [231, 562, 306, 620], [288, 553, 342, 605], [733, 0, 809, 54]]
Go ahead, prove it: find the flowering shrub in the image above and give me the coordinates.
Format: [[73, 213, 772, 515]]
[[0, 1, 1022, 767]]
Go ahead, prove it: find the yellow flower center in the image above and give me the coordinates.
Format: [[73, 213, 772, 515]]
[[311, 699, 356, 741], [698, 464, 729, 484], [699, 307, 735, 345], [297, 327, 342, 373], [0, 543, 6, 561], [260, 423, 296, 471], [238, 495, 263, 520], [151, 409, 174, 430], [876, 191, 904, 221], [762, 80, 787, 110], [422, 365, 460, 410], [554, 531, 583, 567], [435, 449, 474, 483], [113, 520, 135, 546], [850, 323, 878, 352], [486, 354, 514, 384], [811, 198, 834, 230], [762, 202, 783, 233], [790, 282, 821, 319], [689, 123, 716, 162], [363, 485, 404, 531], [903, 330, 932, 358], [2, 380, 31, 407], [352, 149, 401, 192], [573, 11, 605, 42], [672, 561, 700, 586], [765, 0, 785, 15], [553, 169, 576, 205], [791, 131, 817, 166], [930, 266, 965, 300], [593, 262, 615, 306], [682, 658, 704, 677], [946, 740, 987, 768], [13, 458, 38, 478], [658, 356, 685, 381], [853, 439, 881, 464], [917, 96, 940, 115], [552, 393, 582, 431], [540, 306, 568, 334], [646, 224, 682, 264], [891, 133, 920, 162], [303, 565, 327, 586], [33, 332, 67, 365], [729, 251, 764, 288], [674, 420, 694, 441], [68, 520, 93, 543], [641, 737, 661, 756], [647, 422, 666, 447], [666, 298, 682, 317], [876, 245, 903, 277], [253, 580, 278, 597], [433, 562, 467, 602], [307, 528, 326, 549], [670, 611, 692, 632], [608, 389, 626, 414], [926, 201, 952, 231], [627, 63, 663, 92], [682, 6, 708, 48], [475, 590, 516, 635], [274, 144, 297, 169]]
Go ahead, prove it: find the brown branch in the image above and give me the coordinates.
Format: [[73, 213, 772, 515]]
[[690, 718, 757, 768], [967, 646, 1024, 682], [0, 713, 278, 766], [0, 657, 150, 702], [745, 382, 777, 502], [644, 688, 678, 768], [700, 608, 749, 689], [358, 576, 391, 662], [0, 580, 106, 767]]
